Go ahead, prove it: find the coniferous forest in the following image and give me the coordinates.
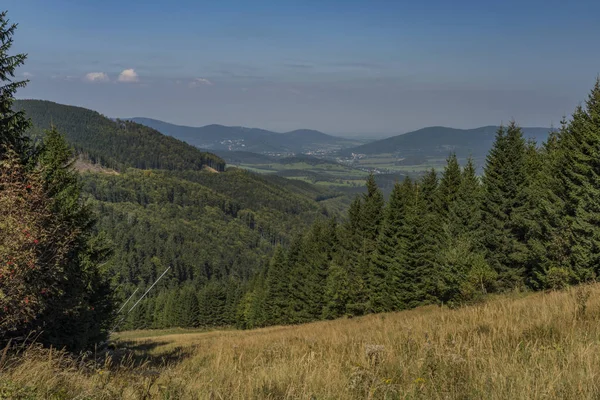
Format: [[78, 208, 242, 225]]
[[119, 80, 600, 331], [3, 7, 600, 348]]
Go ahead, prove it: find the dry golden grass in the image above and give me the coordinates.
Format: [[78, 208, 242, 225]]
[[3, 284, 600, 399]]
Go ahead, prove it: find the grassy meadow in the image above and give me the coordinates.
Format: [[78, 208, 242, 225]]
[[3, 284, 600, 399]]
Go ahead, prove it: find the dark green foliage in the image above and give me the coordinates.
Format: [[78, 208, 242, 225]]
[[480, 123, 529, 288], [448, 157, 482, 237], [0, 14, 114, 351], [335, 175, 385, 316], [403, 170, 442, 306], [438, 157, 488, 303], [543, 80, 600, 283], [264, 247, 291, 325], [438, 153, 462, 218], [0, 12, 30, 160], [8, 12, 600, 338], [31, 129, 115, 350], [369, 179, 411, 312], [13, 100, 225, 172]]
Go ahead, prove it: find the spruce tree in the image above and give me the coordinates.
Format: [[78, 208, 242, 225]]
[[402, 170, 442, 307], [521, 126, 570, 288], [178, 285, 200, 327], [480, 123, 529, 288], [0, 11, 30, 160], [548, 80, 600, 282], [438, 153, 462, 218], [448, 157, 482, 237], [264, 246, 291, 325], [322, 261, 351, 319], [17, 129, 114, 350], [348, 174, 384, 315], [369, 179, 410, 312]]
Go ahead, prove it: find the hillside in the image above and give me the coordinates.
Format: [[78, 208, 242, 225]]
[[128, 117, 361, 154], [4, 284, 600, 399], [13, 100, 226, 171], [341, 125, 552, 157], [13, 99, 345, 331]]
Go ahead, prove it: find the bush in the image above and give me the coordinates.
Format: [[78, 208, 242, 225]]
[[544, 267, 573, 291]]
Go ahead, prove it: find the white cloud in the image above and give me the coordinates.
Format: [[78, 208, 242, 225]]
[[22, 72, 34, 78], [118, 69, 139, 83], [189, 77, 213, 87], [84, 72, 110, 83]]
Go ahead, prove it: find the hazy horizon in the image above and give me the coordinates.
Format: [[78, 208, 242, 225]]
[[6, 0, 600, 135]]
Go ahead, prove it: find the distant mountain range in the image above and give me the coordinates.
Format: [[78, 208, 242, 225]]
[[340, 126, 553, 158], [127, 117, 362, 154]]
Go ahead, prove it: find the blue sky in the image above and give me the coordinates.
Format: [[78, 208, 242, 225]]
[[4, 0, 600, 135]]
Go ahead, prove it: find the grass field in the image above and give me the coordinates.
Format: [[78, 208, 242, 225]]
[[3, 284, 600, 399]]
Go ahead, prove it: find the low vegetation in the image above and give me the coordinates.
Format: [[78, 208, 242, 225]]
[[3, 284, 600, 399]]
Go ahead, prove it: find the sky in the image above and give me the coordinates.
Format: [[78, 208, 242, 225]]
[[4, 0, 600, 136]]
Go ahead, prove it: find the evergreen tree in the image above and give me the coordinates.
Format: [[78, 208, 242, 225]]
[[31, 129, 115, 350], [264, 246, 291, 325], [322, 261, 351, 319], [178, 285, 200, 327], [547, 80, 600, 282], [0, 11, 30, 160], [288, 219, 336, 322], [402, 170, 442, 307], [448, 157, 482, 237], [438, 153, 462, 218], [480, 123, 529, 288], [198, 281, 228, 327], [347, 174, 384, 315], [369, 180, 410, 312]]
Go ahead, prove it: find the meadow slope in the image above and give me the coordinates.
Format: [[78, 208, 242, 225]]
[[3, 285, 600, 399]]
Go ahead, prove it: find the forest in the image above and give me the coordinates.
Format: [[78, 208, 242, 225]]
[[2, 6, 600, 348], [123, 80, 600, 330]]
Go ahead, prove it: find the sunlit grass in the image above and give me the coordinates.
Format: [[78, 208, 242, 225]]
[[2, 284, 600, 399]]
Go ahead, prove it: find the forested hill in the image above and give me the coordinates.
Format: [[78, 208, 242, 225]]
[[341, 125, 551, 157], [11, 98, 345, 331], [13, 99, 226, 171], [128, 117, 361, 153]]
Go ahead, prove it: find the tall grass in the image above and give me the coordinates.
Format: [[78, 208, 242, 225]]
[[2, 284, 600, 399]]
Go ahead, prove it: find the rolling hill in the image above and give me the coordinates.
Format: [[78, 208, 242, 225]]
[[128, 117, 361, 154], [13, 100, 226, 171], [12, 98, 345, 333], [341, 125, 553, 157]]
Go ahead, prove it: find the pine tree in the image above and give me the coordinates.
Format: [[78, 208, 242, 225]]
[[347, 174, 384, 315], [402, 170, 442, 307], [322, 261, 351, 319], [21, 129, 114, 350], [264, 246, 291, 325], [0, 11, 30, 160], [369, 179, 410, 313], [288, 219, 336, 323], [438, 153, 462, 219], [176, 285, 199, 327], [448, 157, 482, 237], [547, 80, 600, 282], [480, 123, 529, 288]]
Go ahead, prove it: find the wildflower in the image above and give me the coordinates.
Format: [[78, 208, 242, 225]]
[[414, 377, 426, 385]]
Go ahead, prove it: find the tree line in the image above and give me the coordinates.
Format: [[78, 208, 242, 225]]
[[123, 80, 600, 330]]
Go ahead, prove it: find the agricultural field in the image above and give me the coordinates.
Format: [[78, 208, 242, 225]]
[[3, 284, 600, 399]]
